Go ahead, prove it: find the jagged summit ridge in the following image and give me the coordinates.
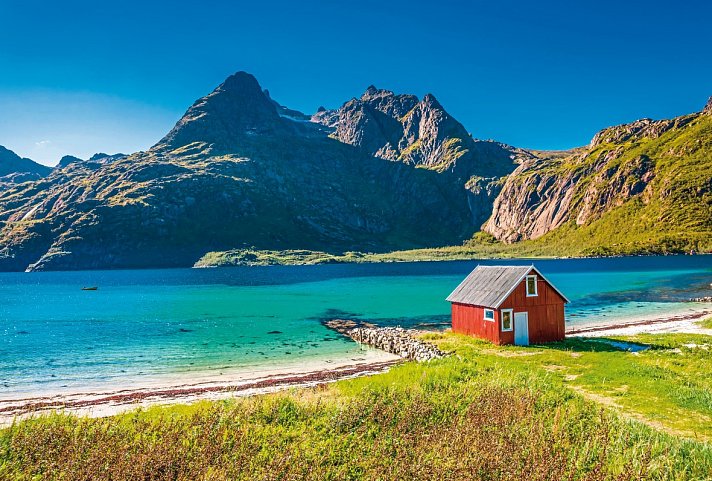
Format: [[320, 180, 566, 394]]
[[312, 85, 517, 179]]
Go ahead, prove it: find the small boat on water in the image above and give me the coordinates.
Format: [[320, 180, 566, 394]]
[[81, 286, 98, 291]]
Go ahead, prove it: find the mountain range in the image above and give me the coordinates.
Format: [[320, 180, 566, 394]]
[[0, 72, 709, 271]]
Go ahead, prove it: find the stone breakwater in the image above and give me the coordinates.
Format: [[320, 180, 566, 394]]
[[690, 296, 712, 302], [323, 319, 447, 362]]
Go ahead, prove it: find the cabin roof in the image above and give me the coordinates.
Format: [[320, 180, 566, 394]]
[[446, 265, 569, 308]]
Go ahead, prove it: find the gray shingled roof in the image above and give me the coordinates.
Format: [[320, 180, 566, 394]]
[[446, 265, 536, 308]]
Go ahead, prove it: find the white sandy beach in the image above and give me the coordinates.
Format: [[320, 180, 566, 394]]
[[567, 305, 712, 337], [0, 348, 400, 426]]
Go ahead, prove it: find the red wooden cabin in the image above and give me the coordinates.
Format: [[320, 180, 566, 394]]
[[446, 265, 568, 345]]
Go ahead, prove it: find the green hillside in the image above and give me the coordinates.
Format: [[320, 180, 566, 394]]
[[488, 111, 712, 256]]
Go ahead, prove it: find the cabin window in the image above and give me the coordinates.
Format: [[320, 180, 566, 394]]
[[501, 309, 513, 332], [484, 309, 495, 321], [526, 275, 538, 297]]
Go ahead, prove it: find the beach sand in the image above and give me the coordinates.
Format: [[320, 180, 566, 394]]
[[567, 307, 712, 337], [0, 348, 400, 426]]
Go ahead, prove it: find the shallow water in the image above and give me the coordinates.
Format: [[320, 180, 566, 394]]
[[1, 256, 710, 396]]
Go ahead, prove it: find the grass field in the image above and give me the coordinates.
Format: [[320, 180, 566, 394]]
[[1, 332, 711, 480]]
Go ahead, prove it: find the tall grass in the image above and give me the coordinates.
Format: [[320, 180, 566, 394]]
[[2, 350, 711, 480]]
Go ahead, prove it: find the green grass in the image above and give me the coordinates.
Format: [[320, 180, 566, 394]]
[[2, 332, 712, 480], [194, 248, 362, 267], [698, 317, 712, 329], [435, 333, 712, 440]]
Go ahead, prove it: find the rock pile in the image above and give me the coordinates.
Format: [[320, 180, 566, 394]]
[[323, 319, 447, 362], [690, 296, 712, 302]]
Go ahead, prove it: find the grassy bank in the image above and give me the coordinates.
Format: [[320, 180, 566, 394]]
[[2, 332, 712, 480]]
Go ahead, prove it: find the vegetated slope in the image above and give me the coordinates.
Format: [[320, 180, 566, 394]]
[[0, 72, 496, 271], [0, 146, 52, 190], [483, 99, 712, 255]]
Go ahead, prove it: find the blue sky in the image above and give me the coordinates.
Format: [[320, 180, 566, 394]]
[[1, 0, 710, 165]]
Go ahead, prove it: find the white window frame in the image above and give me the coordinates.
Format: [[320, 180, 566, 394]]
[[484, 308, 495, 322], [526, 275, 538, 297], [500, 308, 513, 332]]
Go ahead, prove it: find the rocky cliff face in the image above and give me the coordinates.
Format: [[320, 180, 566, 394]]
[[484, 102, 712, 248], [312, 86, 518, 179], [312, 85, 529, 226], [0, 72, 489, 271], [0, 146, 52, 190]]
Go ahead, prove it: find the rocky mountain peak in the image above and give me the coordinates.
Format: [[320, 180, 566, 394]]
[[57, 155, 83, 168], [361, 85, 394, 101], [310, 84, 516, 185], [703, 96, 712, 114], [0, 145, 51, 178], [156, 71, 281, 150], [364, 85, 379, 95], [421, 93, 442, 109], [220, 71, 265, 95]]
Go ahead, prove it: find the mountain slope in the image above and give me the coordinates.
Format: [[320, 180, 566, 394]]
[[0, 72, 484, 271], [312, 86, 530, 226], [0, 146, 52, 189], [483, 100, 712, 255]]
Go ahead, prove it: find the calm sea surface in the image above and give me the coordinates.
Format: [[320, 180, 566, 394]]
[[1, 256, 711, 396]]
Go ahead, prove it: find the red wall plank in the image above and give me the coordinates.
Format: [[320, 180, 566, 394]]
[[451, 303, 502, 344]]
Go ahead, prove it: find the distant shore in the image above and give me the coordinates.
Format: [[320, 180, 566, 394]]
[[193, 247, 711, 268]]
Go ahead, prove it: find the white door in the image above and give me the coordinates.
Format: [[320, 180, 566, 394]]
[[514, 312, 529, 346]]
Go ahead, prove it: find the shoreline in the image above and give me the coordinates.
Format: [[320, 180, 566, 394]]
[[3, 307, 711, 427], [567, 309, 712, 337], [0, 350, 400, 426], [194, 248, 711, 269]]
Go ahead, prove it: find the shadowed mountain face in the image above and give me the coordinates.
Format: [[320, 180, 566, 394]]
[[0, 146, 52, 189], [0, 72, 501, 271]]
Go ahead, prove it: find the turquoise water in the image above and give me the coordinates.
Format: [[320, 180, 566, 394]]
[[1, 256, 711, 397]]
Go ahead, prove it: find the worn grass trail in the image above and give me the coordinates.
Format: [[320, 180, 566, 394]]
[[429, 332, 712, 441]]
